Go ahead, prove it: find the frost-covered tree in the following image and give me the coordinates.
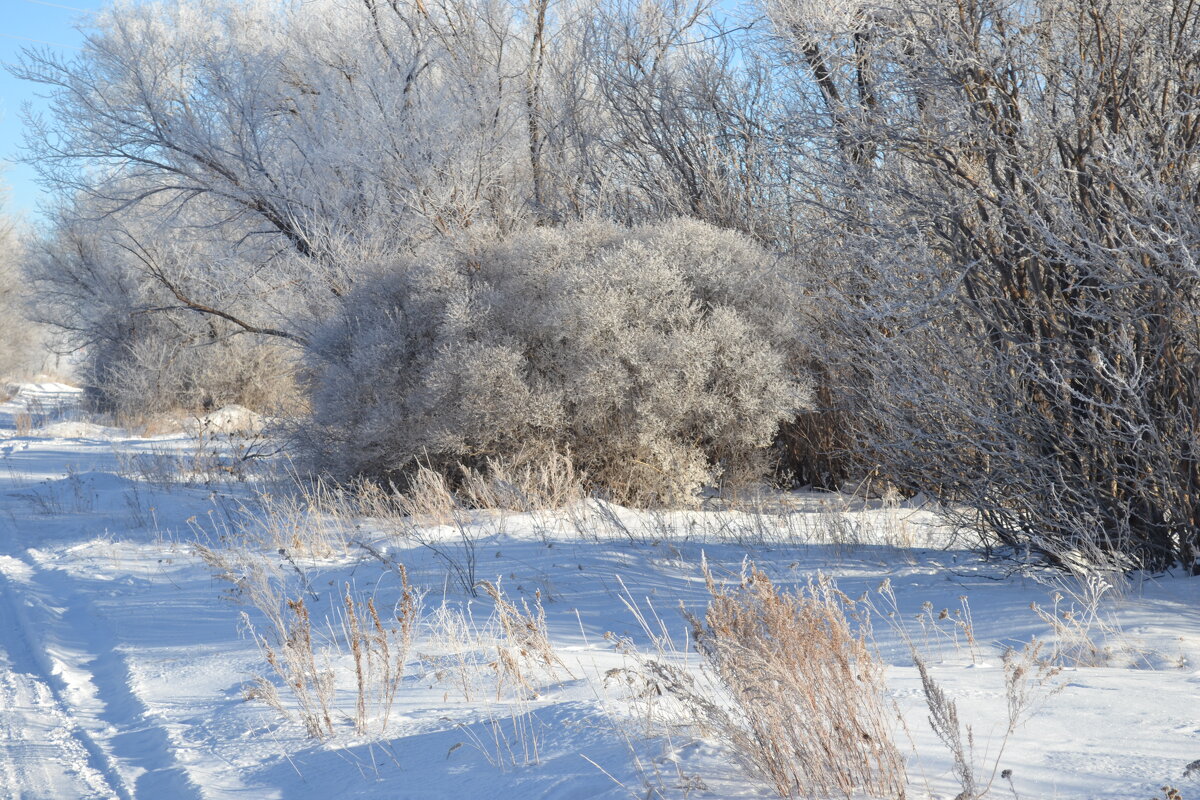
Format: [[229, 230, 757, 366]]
[[14, 0, 794, 294], [15, 0, 817, 441], [585, 0, 797, 243], [14, 0, 599, 254], [0, 188, 48, 381], [771, 0, 1200, 570]]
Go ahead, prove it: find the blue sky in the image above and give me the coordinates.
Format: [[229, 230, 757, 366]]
[[1, 0, 104, 220]]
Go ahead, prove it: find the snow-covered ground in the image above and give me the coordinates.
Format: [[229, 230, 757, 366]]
[[0, 382, 1198, 799]]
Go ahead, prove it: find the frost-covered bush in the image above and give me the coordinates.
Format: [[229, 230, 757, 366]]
[[29, 204, 301, 419], [0, 228, 48, 381], [306, 219, 810, 505], [774, 0, 1200, 569], [80, 314, 297, 419]]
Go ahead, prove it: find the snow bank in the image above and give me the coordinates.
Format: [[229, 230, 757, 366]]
[[34, 421, 121, 440]]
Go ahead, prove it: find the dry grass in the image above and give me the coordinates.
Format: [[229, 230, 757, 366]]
[[1024, 537, 1150, 668], [390, 453, 585, 520], [867, 579, 986, 666], [112, 411, 185, 438], [478, 579, 571, 699], [202, 541, 338, 739], [422, 602, 491, 704], [682, 565, 907, 799], [458, 450, 585, 512], [866, 579, 1063, 800], [416, 581, 571, 769], [349, 469, 493, 596], [602, 564, 907, 798], [394, 465, 458, 524], [340, 573, 418, 735], [196, 542, 419, 739], [200, 519, 564, 748], [112, 424, 273, 488], [263, 596, 336, 738], [1028, 590, 1119, 668], [248, 480, 354, 558]]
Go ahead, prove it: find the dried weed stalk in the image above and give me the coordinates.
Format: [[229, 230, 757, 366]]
[[914, 641, 1061, 800], [341, 571, 418, 734], [479, 579, 571, 700]]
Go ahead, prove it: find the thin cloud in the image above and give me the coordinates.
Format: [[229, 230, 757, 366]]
[[0, 32, 79, 50], [20, 0, 93, 12]]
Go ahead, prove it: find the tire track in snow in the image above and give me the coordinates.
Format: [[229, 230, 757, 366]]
[[2, 549, 209, 800], [0, 555, 133, 800], [0, 654, 113, 799], [0, 383, 147, 799], [0, 385, 214, 799], [48, 573, 208, 800]]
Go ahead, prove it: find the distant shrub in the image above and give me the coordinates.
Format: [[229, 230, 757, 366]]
[[305, 218, 810, 505], [81, 315, 298, 419], [28, 208, 301, 420], [0, 218, 50, 380]]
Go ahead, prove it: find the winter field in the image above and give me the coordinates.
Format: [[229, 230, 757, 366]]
[[0, 382, 1194, 800], [5, 1, 1200, 797]]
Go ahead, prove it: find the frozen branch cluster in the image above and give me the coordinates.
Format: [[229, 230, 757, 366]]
[[777, 0, 1200, 570]]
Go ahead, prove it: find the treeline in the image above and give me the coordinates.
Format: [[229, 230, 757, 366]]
[[12, 0, 1200, 571]]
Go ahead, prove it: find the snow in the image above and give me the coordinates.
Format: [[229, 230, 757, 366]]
[[0, 382, 1197, 799], [187, 405, 266, 436], [33, 421, 122, 440]]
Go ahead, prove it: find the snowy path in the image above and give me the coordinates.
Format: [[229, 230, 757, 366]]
[[0, 387, 127, 799], [0, 386, 215, 799], [0, 571, 117, 800]]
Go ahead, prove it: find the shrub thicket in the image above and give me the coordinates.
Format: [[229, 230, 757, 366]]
[[305, 218, 810, 505], [80, 315, 297, 418]]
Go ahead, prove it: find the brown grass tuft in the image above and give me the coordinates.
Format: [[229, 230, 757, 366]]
[[686, 565, 907, 799]]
